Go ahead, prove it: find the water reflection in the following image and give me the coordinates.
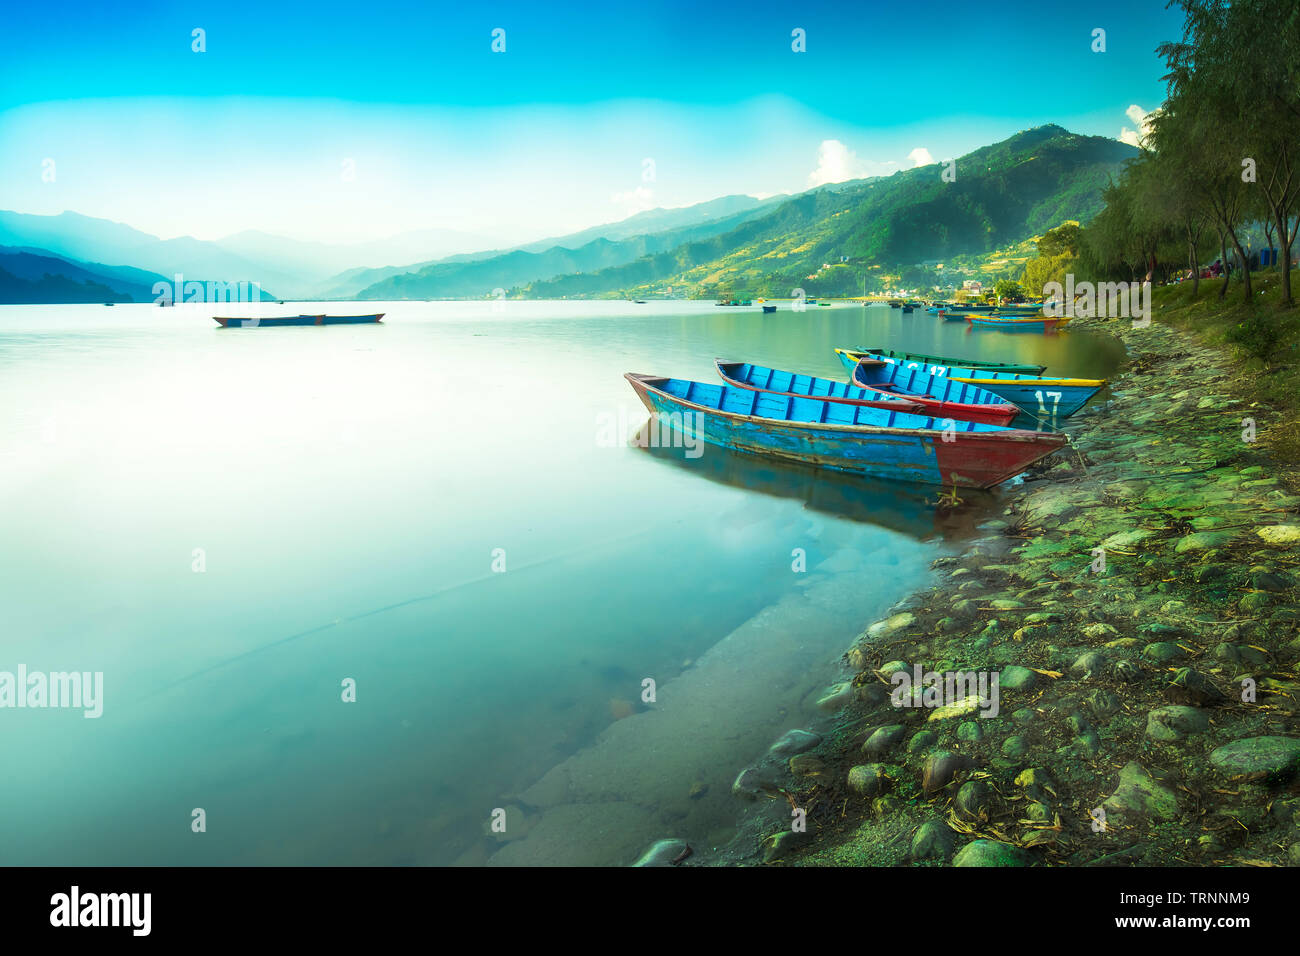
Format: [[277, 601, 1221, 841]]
[[636, 439, 999, 543]]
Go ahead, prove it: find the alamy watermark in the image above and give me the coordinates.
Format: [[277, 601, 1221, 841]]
[[153, 274, 264, 306], [1042, 275, 1151, 328], [596, 408, 705, 458], [0, 666, 103, 718], [889, 665, 1000, 717]]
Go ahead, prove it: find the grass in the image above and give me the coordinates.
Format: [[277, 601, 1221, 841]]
[[1151, 266, 1300, 479]]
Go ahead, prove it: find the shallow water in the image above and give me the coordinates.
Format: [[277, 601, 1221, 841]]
[[0, 300, 1123, 865]]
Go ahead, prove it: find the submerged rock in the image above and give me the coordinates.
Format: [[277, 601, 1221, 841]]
[[1256, 525, 1300, 546], [1101, 762, 1179, 824], [769, 729, 821, 755], [632, 839, 690, 867], [847, 763, 886, 797], [1145, 705, 1210, 741], [1209, 737, 1300, 779]]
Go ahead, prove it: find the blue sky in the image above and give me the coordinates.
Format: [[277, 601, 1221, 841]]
[[0, 0, 1183, 246]]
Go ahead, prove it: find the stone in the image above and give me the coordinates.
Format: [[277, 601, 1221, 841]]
[[922, 751, 972, 793], [862, 724, 906, 756], [769, 729, 821, 755], [1175, 531, 1236, 553], [1145, 705, 1210, 741], [1000, 665, 1038, 691], [910, 820, 956, 861], [867, 613, 916, 639], [1101, 762, 1179, 823], [848, 763, 886, 797], [955, 780, 993, 820], [952, 839, 1030, 867], [1070, 651, 1109, 679], [788, 754, 825, 776], [732, 768, 775, 800], [1001, 736, 1028, 759], [631, 839, 690, 867], [815, 682, 853, 711], [1256, 525, 1300, 546], [907, 730, 938, 753], [956, 720, 984, 742], [1208, 737, 1300, 779], [762, 829, 808, 863], [1142, 642, 1186, 664]]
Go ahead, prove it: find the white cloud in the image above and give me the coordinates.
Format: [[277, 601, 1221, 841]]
[[807, 140, 903, 187], [907, 147, 935, 167], [610, 185, 656, 216], [808, 140, 863, 187], [1119, 104, 1154, 148]]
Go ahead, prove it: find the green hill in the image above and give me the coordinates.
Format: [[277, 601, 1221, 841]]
[[521, 125, 1136, 299]]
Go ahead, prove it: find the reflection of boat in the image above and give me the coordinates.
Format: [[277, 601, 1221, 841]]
[[634, 437, 999, 543], [212, 313, 384, 328], [624, 372, 1068, 489]]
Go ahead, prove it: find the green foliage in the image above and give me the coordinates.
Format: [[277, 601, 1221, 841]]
[[1036, 222, 1081, 257], [1020, 251, 1077, 298], [1224, 312, 1284, 363], [993, 278, 1025, 301]]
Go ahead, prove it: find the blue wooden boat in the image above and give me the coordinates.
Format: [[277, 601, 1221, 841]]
[[715, 360, 928, 416], [625, 373, 1068, 489], [834, 352, 1020, 426], [836, 347, 1105, 422], [969, 314, 1069, 332], [213, 313, 384, 328], [850, 348, 1046, 375], [762, 304, 777, 313]]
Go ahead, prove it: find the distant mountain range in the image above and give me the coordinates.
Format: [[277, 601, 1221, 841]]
[[0, 126, 1136, 305], [519, 125, 1138, 299]]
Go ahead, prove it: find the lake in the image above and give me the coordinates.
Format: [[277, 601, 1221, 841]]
[[0, 300, 1124, 865]]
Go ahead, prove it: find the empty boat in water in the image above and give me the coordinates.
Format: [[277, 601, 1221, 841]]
[[624, 373, 1068, 489], [715, 360, 927, 416], [832, 350, 1021, 426], [212, 313, 385, 328], [836, 347, 1105, 422]]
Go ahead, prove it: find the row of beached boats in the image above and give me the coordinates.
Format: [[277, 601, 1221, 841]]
[[625, 347, 1107, 490]]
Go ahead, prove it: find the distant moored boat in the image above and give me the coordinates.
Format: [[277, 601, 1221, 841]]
[[212, 313, 384, 328]]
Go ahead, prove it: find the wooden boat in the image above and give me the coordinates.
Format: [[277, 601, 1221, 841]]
[[837, 347, 1104, 421], [715, 360, 928, 415], [901, 305, 915, 313], [969, 314, 1069, 332], [849, 348, 1046, 375], [624, 373, 1068, 489], [762, 304, 778, 313], [212, 313, 384, 328], [836, 353, 1021, 426]]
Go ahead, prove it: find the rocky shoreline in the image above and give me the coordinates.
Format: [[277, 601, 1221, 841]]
[[725, 313, 1300, 867]]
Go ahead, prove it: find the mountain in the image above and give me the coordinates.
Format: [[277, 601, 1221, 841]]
[[0, 211, 295, 295], [0, 246, 166, 303], [520, 126, 1137, 298], [351, 197, 785, 300], [0, 245, 278, 304]]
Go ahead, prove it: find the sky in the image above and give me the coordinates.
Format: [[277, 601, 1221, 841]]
[[0, 0, 1183, 247]]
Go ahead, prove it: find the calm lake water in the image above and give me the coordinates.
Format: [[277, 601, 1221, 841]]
[[0, 300, 1124, 865]]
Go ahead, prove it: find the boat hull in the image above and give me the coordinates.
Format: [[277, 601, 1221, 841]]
[[625, 374, 1068, 489], [834, 351, 1020, 427], [969, 316, 1068, 332], [212, 313, 384, 328], [838, 348, 1104, 423]]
